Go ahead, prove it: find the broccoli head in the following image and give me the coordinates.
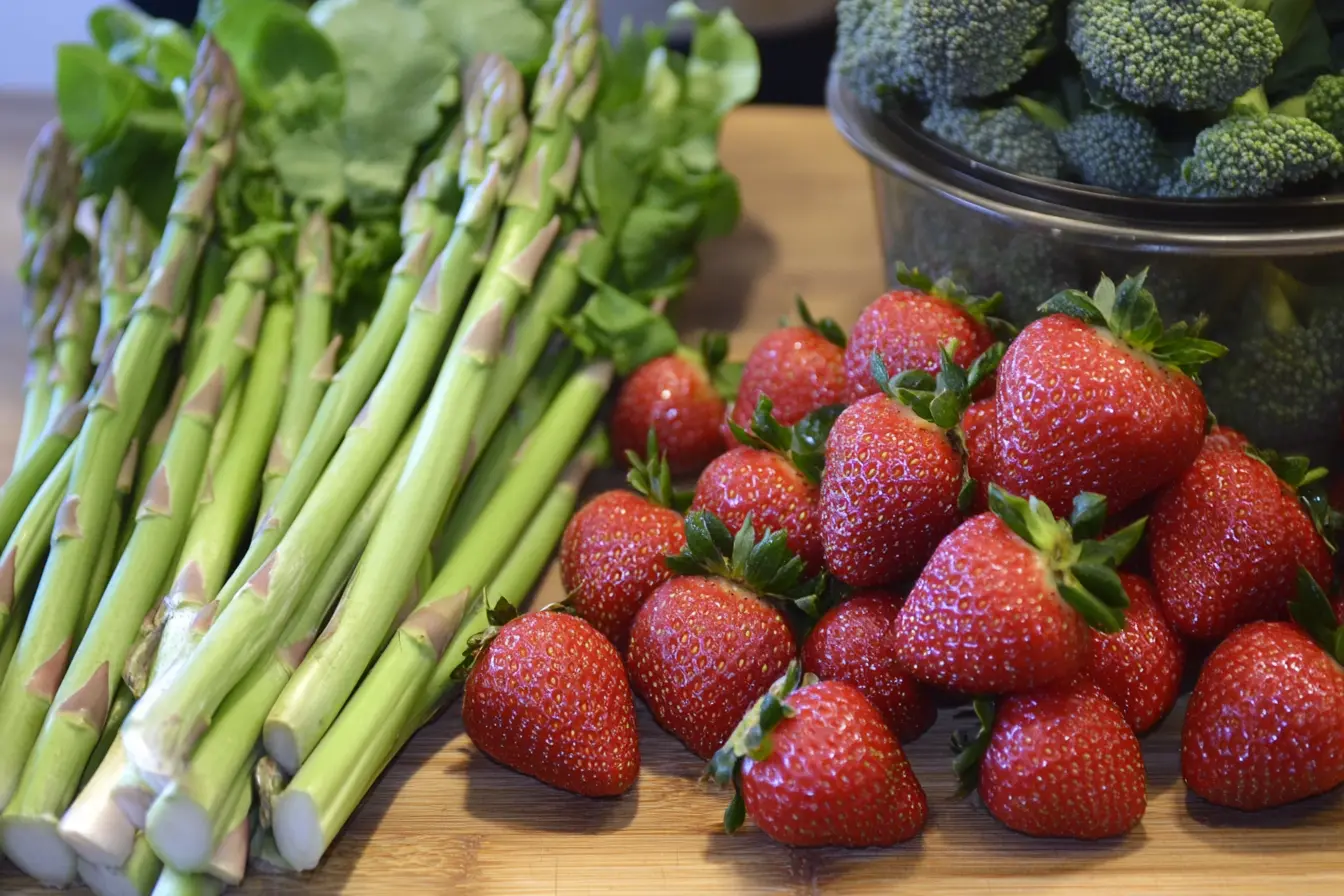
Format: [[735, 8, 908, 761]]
[[1056, 109, 1168, 194], [1202, 286, 1344, 460], [1166, 114, 1343, 199], [922, 102, 1065, 178], [835, 0, 1055, 109], [1067, 0, 1283, 111], [1306, 74, 1344, 142]]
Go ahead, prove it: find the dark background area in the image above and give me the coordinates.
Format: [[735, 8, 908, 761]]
[[128, 0, 836, 106]]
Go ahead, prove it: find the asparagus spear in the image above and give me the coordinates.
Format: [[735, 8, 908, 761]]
[[16, 120, 81, 463], [120, 55, 535, 781], [260, 212, 336, 513], [140, 410, 420, 871], [0, 400, 88, 557], [151, 866, 223, 896], [0, 416, 78, 647], [94, 190, 158, 368], [262, 4, 599, 771], [0, 40, 246, 875], [271, 419, 607, 871], [207, 117, 470, 611], [46, 262, 102, 437], [131, 302, 293, 701], [258, 54, 537, 770], [17, 286, 68, 464], [0, 250, 266, 885], [77, 835, 161, 896]]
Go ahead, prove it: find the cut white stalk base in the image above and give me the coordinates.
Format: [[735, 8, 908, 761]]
[[78, 835, 161, 896], [1, 815, 77, 886], [59, 737, 137, 866]]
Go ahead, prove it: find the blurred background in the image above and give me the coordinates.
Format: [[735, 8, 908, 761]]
[[0, 0, 838, 104]]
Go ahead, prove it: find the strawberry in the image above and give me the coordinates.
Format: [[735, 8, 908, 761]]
[[1182, 569, 1344, 811], [820, 341, 1003, 587], [1086, 573, 1186, 734], [961, 396, 999, 513], [1149, 447, 1336, 641], [561, 438, 688, 650], [611, 334, 733, 476], [627, 512, 820, 759], [708, 663, 928, 847], [954, 676, 1146, 840], [1204, 424, 1250, 454], [844, 265, 999, 403], [994, 272, 1226, 517], [895, 486, 1147, 694], [725, 298, 848, 444], [693, 398, 840, 575], [461, 606, 640, 797], [800, 591, 936, 743]]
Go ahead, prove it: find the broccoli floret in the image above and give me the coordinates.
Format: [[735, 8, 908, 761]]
[[1306, 74, 1344, 141], [1067, 0, 1283, 111], [922, 103, 1064, 178], [1056, 109, 1168, 194], [1166, 114, 1343, 199], [1202, 288, 1344, 459], [834, 0, 1055, 109]]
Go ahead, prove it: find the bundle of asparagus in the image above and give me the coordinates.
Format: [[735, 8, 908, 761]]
[[0, 0, 758, 892]]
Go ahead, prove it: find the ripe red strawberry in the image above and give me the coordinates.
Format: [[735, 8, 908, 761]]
[[1086, 573, 1185, 734], [708, 664, 928, 847], [895, 486, 1146, 694], [961, 396, 998, 512], [561, 441, 687, 650], [844, 266, 998, 403], [1182, 570, 1344, 810], [994, 272, 1225, 517], [1149, 447, 1335, 641], [725, 298, 848, 445], [693, 399, 839, 575], [800, 591, 936, 743], [1204, 424, 1250, 454], [462, 609, 640, 797], [611, 334, 732, 476], [956, 676, 1146, 840], [821, 342, 1003, 587], [627, 512, 818, 759]]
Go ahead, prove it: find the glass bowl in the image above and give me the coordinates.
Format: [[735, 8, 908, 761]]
[[826, 73, 1344, 462]]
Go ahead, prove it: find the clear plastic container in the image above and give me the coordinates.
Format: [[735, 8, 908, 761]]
[[827, 73, 1344, 461]]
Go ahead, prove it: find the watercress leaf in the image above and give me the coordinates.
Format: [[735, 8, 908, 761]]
[[668, 2, 761, 119], [418, 0, 549, 76]]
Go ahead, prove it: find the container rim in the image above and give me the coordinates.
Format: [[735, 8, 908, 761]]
[[826, 72, 1344, 255]]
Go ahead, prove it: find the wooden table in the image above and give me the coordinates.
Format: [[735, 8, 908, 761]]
[[2, 98, 1342, 895]]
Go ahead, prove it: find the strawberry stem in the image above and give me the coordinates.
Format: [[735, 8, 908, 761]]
[[794, 296, 847, 348], [665, 511, 826, 614], [1039, 270, 1227, 380], [987, 485, 1143, 634], [627, 430, 692, 511], [727, 396, 843, 486], [1289, 566, 1344, 664], [950, 696, 995, 797]]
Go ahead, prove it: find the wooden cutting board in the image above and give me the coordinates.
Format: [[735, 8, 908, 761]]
[[1, 99, 1342, 895]]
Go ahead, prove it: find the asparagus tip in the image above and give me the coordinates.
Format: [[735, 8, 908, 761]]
[[0, 817, 78, 887]]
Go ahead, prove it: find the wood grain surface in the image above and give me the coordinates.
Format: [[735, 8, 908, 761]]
[[1, 98, 1342, 895]]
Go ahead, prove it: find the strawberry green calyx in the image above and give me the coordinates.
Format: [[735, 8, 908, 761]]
[[705, 661, 817, 833], [872, 339, 1004, 508], [793, 297, 846, 349], [1039, 269, 1228, 380], [874, 339, 1004, 431], [950, 697, 996, 797], [1289, 567, 1344, 664], [894, 262, 1004, 325], [626, 430, 692, 511], [666, 511, 825, 615], [450, 595, 516, 683], [987, 485, 1146, 633], [1246, 447, 1342, 552], [727, 395, 844, 485]]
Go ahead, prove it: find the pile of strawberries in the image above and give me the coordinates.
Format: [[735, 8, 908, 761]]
[[458, 268, 1344, 847]]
